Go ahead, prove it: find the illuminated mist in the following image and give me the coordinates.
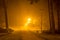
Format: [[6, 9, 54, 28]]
[[7, 0, 50, 31]]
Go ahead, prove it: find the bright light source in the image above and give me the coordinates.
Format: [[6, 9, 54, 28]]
[[22, 18, 32, 30], [24, 18, 31, 26], [28, 18, 31, 21], [27, 18, 31, 23]]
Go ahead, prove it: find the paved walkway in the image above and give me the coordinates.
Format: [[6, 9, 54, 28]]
[[21, 31, 45, 40], [0, 31, 45, 40]]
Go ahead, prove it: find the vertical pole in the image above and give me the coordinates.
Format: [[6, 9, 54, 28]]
[[48, 0, 55, 33], [3, 0, 8, 32]]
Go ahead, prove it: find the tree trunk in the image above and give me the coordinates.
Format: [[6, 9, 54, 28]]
[[3, 0, 8, 31], [48, 0, 55, 33], [56, 0, 60, 33]]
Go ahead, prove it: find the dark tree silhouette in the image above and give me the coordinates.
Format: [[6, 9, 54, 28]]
[[56, 0, 60, 33], [2, 0, 8, 32], [48, 0, 55, 33]]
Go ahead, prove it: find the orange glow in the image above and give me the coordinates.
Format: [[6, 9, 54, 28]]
[[27, 18, 31, 23], [22, 18, 32, 30], [11, 18, 40, 31], [25, 18, 32, 26]]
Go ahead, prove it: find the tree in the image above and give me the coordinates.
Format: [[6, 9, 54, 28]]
[[48, 0, 55, 33], [3, 0, 8, 32], [56, 0, 60, 33]]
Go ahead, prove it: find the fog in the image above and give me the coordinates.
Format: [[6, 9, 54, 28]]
[[1, 0, 57, 31]]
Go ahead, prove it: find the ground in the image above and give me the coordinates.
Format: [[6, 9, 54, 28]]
[[32, 31, 60, 40], [0, 31, 45, 40]]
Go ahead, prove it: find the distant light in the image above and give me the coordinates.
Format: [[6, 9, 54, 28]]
[[24, 18, 31, 26], [27, 18, 31, 23], [22, 18, 32, 30], [28, 18, 31, 21]]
